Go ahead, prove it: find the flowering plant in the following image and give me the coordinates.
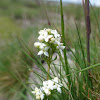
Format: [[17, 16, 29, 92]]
[[34, 28, 65, 58], [32, 77, 63, 100], [34, 28, 65, 80]]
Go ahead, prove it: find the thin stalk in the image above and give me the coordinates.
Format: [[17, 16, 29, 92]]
[[42, 0, 51, 26], [60, 0, 68, 65], [47, 62, 50, 80], [89, 1, 100, 33], [47, 53, 51, 80], [74, 19, 86, 68], [83, 1, 92, 93], [60, 0, 70, 83], [84, 0, 91, 67]]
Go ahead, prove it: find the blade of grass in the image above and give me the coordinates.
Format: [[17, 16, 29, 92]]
[[74, 19, 86, 68], [65, 63, 100, 77], [60, 0, 71, 84]]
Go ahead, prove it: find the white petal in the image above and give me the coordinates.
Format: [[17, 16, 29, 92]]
[[61, 46, 65, 49], [40, 94, 44, 100], [31, 91, 35, 94], [45, 38, 49, 42], [39, 30, 44, 35], [34, 42, 41, 47], [40, 43, 46, 49], [53, 77, 59, 83], [44, 52, 49, 57], [38, 35, 44, 42], [38, 50, 43, 55], [57, 87, 62, 93], [43, 81, 48, 87], [45, 35, 53, 42], [44, 89, 51, 95], [36, 95, 40, 100], [45, 47, 49, 51], [50, 38, 55, 43]]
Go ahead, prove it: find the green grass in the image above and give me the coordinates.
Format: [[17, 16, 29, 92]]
[[0, 16, 21, 39], [0, 0, 100, 100]]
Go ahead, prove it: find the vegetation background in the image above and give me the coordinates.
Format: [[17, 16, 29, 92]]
[[0, 0, 100, 100]]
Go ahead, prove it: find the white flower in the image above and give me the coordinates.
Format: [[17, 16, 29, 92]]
[[53, 77, 59, 83], [39, 43, 46, 49], [56, 42, 65, 54], [50, 38, 55, 43], [39, 29, 48, 36], [35, 91, 44, 100], [43, 80, 54, 90], [54, 83, 62, 93], [32, 77, 63, 100], [38, 35, 44, 42], [42, 87, 51, 95], [39, 29, 48, 37], [43, 81, 48, 87], [34, 42, 41, 48], [57, 43, 65, 49], [34, 28, 66, 58], [38, 50, 49, 57], [40, 93, 44, 100], [45, 35, 53, 42], [57, 86, 62, 93], [32, 87, 44, 100], [32, 87, 40, 94], [42, 77, 63, 94], [51, 30, 60, 38], [46, 29, 51, 32], [36, 95, 40, 100], [38, 46, 49, 57], [46, 80, 54, 90]]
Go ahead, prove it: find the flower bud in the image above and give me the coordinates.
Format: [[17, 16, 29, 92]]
[[34, 42, 41, 48], [38, 35, 44, 42], [50, 38, 55, 43], [46, 29, 51, 34]]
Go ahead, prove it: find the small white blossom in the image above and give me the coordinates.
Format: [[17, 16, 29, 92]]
[[56, 42, 65, 55], [57, 43, 65, 50], [34, 42, 41, 48], [50, 38, 55, 43], [32, 87, 40, 94], [53, 77, 59, 83], [57, 86, 62, 93], [39, 29, 48, 36], [39, 43, 46, 49], [32, 87, 44, 100], [38, 50, 49, 57], [46, 80, 54, 90], [38, 46, 49, 57], [51, 30, 60, 38], [42, 87, 51, 95], [32, 77, 63, 100], [38, 35, 44, 42], [45, 35, 53, 42]]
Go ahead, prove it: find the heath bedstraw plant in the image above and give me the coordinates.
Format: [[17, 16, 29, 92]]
[[34, 28, 65, 56], [32, 77, 63, 100], [34, 28, 65, 79]]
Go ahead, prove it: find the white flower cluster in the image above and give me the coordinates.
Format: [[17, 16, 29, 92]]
[[34, 28, 65, 57], [32, 77, 63, 100]]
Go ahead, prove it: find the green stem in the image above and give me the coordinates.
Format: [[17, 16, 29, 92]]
[[47, 62, 50, 80], [47, 54, 51, 80]]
